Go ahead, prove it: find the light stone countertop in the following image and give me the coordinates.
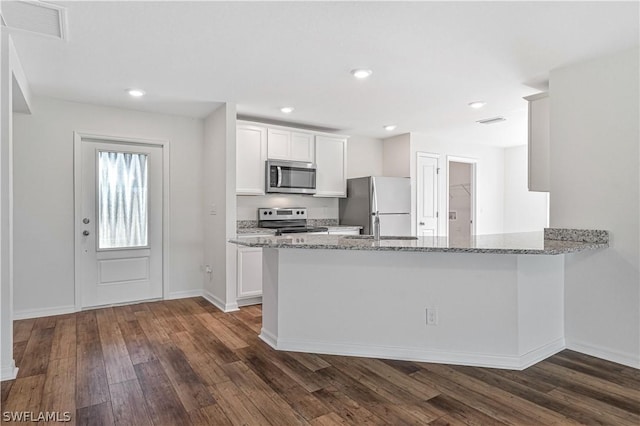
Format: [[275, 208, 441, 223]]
[[230, 229, 609, 255]]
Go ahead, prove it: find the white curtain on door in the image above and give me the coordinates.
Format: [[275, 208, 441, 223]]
[[98, 151, 148, 249]]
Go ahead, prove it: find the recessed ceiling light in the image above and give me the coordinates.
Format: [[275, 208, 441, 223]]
[[127, 89, 145, 97], [384, 124, 397, 131], [350, 69, 373, 79], [280, 106, 294, 114], [468, 101, 486, 109]]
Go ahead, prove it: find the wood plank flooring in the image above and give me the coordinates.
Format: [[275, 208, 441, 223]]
[[2, 297, 639, 425]]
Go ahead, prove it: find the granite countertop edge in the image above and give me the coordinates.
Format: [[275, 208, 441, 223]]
[[230, 228, 609, 255], [230, 240, 608, 255]]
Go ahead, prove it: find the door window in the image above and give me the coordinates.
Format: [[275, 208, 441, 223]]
[[98, 151, 148, 249]]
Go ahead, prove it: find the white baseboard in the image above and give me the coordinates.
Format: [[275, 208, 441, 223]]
[[266, 336, 566, 370], [518, 338, 566, 369], [1, 360, 18, 381], [259, 328, 278, 348], [202, 290, 239, 313], [13, 305, 76, 320], [237, 296, 262, 307], [166, 289, 204, 300], [567, 339, 640, 369]]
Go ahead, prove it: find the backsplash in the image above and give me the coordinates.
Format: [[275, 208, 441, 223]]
[[236, 194, 339, 221], [236, 218, 339, 229]]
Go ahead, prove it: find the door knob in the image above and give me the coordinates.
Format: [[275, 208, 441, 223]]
[[83, 218, 90, 224], [82, 230, 90, 236], [419, 222, 425, 225]]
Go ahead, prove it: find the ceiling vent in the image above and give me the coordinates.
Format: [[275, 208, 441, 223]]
[[476, 116, 506, 125], [1, 1, 67, 40]]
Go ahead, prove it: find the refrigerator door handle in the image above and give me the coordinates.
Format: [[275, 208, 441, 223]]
[[372, 177, 378, 213]]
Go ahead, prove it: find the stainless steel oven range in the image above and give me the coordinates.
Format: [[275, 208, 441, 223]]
[[258, 208, 328, 235]]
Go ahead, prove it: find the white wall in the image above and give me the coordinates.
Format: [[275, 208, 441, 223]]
[[410, 134, 505, 237], [383, 134, 411, 177], [550, 48, 639, 368], [503, 145, 549, 233], [1, 32, 33, 380], [347, 135, 383, 178], [237, 195, 337, 221], [12, 97, 205, 315], [203, 103, 238, 311]]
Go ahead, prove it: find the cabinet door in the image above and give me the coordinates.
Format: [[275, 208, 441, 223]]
[[267, 129, 291, 160], [237, 247, 262, 298], [290, 132, 315, 162], [315, 136, 347, 197], [236, 124, 267, 195]]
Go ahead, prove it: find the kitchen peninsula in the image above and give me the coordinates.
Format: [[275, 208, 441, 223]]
[[230, 229, 608, 370]]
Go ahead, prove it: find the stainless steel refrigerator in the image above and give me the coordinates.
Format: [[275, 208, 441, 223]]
[[339, 177, 411, 236]]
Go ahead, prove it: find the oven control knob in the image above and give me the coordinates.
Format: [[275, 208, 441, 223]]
[[263, 211, 267, 215], [268, 211, 273, 215]]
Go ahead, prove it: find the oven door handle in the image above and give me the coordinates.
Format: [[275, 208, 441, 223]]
[[277, 166, 282, 187]]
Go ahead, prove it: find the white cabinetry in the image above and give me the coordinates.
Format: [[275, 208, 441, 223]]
[[236, 121, 348, 196], [267, 129, 315, 162], [315, 136, 348, 197], [236, 124, 267, 195], [524, 93, 550, 192], [237, 246, 263, 300]]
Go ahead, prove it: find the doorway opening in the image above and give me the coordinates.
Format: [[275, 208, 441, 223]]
[[447, 157, 476, 245]]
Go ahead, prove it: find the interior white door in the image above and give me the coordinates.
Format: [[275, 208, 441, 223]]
[[78, 140, 163, 308], [416, 154, 440, 237]]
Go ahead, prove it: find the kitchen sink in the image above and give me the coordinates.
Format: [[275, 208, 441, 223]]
[[342, 235, 418, 240]]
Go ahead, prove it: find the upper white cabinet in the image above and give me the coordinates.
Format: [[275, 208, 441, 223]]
[[315, 135, 348, 197], [290, 132, 315, 162], [267, 129, 315, 162], [524, 93, 550, 192], [236, 123, 267, 195], [237, 120, 348, 196]]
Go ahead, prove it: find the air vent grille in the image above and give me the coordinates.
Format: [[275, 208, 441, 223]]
[[476, 116, 506, 125], [2, 1, 66, 40]]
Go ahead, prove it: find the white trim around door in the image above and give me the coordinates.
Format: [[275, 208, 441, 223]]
[[73, 132, 171, 311]]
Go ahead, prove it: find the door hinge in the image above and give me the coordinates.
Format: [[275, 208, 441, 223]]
[[436, 211, 439, 218], [437, 168, 440, 174]]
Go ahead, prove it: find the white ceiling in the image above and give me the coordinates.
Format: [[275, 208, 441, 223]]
[[4, 1, 639, 146]]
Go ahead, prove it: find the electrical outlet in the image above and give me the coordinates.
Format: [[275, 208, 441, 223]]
[[209, 204, 217, 215], [426, 307, 438, 325], [205, 265, 212, 274]]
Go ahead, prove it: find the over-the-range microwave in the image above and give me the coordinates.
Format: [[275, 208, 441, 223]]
[[266, 160, 317, 194]]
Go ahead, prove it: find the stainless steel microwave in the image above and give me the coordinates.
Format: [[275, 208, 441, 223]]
[[266, 160, 317, 194]]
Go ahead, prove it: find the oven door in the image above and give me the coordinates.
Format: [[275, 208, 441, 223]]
[[266, 160, 316, 194]]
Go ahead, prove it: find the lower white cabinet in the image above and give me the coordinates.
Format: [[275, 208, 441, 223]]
[[237, 246, 263, 299]]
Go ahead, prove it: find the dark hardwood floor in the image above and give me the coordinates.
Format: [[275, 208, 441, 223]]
[[1, 297, 639, 425]]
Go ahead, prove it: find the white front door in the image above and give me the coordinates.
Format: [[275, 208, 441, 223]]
[[77, 139, 163, 308], [416, 153, 440, 237]]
